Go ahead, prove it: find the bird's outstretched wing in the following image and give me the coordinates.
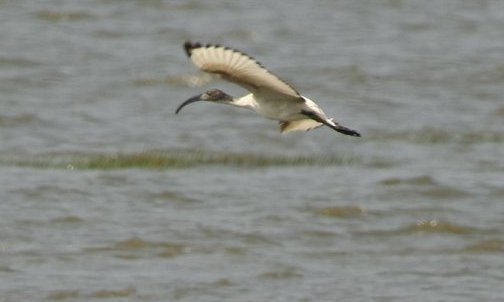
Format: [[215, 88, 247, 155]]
[[184, 41, 304, 103]]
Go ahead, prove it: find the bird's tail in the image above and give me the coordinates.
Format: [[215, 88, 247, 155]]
[[300, 110, 360, 137], [327, 118, 361, 137]]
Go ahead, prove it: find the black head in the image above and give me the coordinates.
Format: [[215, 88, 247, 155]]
[[175, 89, 233, 114]]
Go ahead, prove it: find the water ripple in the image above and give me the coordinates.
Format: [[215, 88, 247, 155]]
[[371, 128, 504, 144], [33, 10, 95, 22], [464, 239, 504, 253], [47, 287, 136, 300]]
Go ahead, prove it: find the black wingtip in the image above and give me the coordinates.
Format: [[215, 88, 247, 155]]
[[183, 41, 201, 57]]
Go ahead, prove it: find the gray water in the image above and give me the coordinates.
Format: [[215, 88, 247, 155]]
[[1, 0, 504, 301]]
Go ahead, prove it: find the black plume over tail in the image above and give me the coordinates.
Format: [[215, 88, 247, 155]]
[[330, 124, 361, 137], [301, 110, 361, 137]]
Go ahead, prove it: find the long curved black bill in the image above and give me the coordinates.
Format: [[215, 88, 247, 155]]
[[175, 94, 203, 114]]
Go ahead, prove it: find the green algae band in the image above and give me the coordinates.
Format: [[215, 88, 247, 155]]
[[1, 150, 360, 170]]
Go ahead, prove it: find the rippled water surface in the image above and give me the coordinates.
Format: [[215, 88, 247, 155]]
[[1, 1, 504, 301]]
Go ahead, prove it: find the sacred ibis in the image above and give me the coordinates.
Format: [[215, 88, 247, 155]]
[[176, 41, 360, 137]]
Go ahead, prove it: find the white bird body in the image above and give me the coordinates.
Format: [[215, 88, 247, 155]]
[[232, 93, 330, 132], [176, 42, 360, 137]]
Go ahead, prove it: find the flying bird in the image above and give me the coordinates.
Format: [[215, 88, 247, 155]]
[[176, 41, 360, 137]]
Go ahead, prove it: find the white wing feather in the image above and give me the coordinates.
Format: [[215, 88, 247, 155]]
[[184, 42, 303, 103], [279, 119, 323, 133]]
